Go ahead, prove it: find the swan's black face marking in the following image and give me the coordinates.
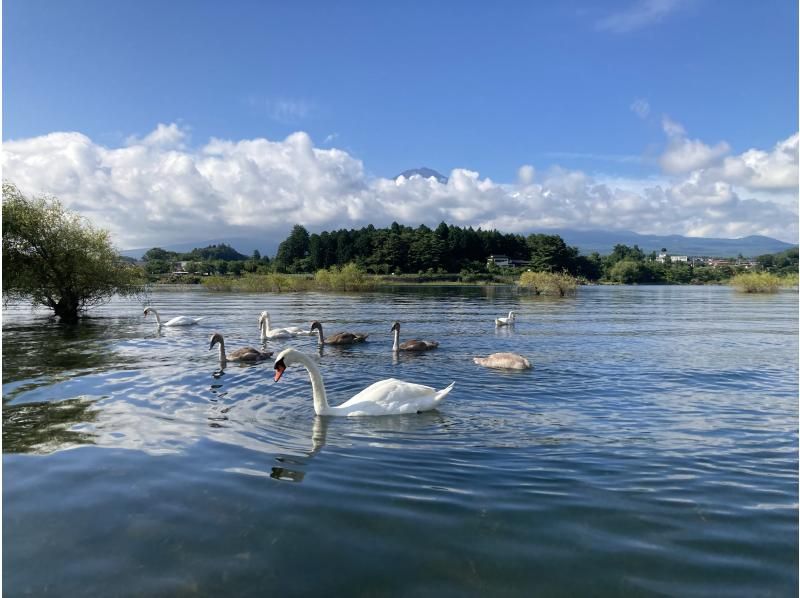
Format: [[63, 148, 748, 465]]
[[310, 321, 322, 332], [209, 333, 223, 350], [274, 358, 287, 382], [390, 321, 400, 332]]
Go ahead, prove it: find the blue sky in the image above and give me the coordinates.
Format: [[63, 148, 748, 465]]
[[3, 0, 798, 246]]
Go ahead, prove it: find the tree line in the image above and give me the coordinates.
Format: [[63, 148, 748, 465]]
[[3, 182, 796, 323], [272, 222, 604, 278], [143, 222, 798, 285]]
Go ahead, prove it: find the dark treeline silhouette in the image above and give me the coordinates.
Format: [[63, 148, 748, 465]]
[[138, 224, 796, 285], [274, 222, 533, 275]]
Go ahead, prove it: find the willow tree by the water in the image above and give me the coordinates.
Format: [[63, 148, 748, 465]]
[[2, 182, 145, 323]]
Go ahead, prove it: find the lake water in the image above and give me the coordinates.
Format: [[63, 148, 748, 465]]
[[3, 285, 798, 596]]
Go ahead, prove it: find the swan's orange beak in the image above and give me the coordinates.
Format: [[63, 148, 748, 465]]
[[273, 359, 286, 382]]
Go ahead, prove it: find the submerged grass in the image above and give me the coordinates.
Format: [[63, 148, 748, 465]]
[[729, 272, 784, 293], [203, 264, 376, 292], [203, 273, 312, 292], [314, 263, 377, 291], [518, 271, 578, 296]]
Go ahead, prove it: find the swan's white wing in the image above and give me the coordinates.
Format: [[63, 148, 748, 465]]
[[266, 328, 293, 338], [336, 378, 453, 416], [284, 326, 313, 336], [164, 316, 202, 326]]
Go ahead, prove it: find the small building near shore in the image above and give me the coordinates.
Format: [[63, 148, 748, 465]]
[[487, 254, 531, 268]]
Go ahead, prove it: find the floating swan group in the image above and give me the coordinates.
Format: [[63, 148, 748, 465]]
[[143, 305, 532, 416]]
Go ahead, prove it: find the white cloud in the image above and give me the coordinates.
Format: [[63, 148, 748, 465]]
[[125, 122, 188, 149], [517, 164, 535, 185], [2, 123, 797, 249], [659, 116, 730, 174], [716, 133, 799, 191], [596, 0, 687, 33], [630, 98, 651, 119]]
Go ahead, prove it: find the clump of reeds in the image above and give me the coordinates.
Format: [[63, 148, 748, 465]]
[[729, 272, 782, 293], [518, 271, 577, 296], [779, 272, 798, 288], [314, 263, 376, 291], [203, 273, 313, 292]]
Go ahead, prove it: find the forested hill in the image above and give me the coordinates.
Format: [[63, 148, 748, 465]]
[[272, 222, 597, 276]]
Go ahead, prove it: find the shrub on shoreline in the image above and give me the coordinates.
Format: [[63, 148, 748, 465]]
[[730, 272, 783, 293], [314, 263, 376, 291], [203, 273, 312, 292], [518, 271, 577, 296], [202, 264, 375, 292]]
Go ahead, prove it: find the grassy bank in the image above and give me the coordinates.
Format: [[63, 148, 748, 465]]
[[730, 272, 798, 293]]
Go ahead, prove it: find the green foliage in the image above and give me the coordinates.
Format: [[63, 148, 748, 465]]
[[314, 263, 376, 291], [2, 182, 145, 322], [203, 264, 375, 293], [607, 259, 649, 283], [519, 271, 578, 296], [780, 272, 798, 287], [526, 234, 579, 273], [288, 221, 531, 276], [142, 247, 178, 262], [182, 243, 248, 262], [756, 246, 798, 276], [275, 224, 311, 272], [203, 272, 311, 292], [730, 272, 782, 293]]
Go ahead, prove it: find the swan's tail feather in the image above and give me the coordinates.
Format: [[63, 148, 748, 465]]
[[434, 382, 455, 404]]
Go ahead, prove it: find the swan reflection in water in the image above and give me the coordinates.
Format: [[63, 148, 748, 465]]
[[269, 410, 446, 483], [270, 416, 329, 482]]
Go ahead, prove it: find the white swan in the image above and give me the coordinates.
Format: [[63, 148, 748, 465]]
[[259, 311, 310, 340], [273, 348, 454, 416], [473, 352, 532, 370], [391, 321, 439, 352], [310, 321, 368, 346], [495, 310, 516, 327], [209, 332, 273, 363], [144, 307, 204, 327]]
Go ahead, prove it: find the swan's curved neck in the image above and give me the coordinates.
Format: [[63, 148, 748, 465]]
[[314, 324, 324, 345], [260, 317, 267, 340], [150, 309, 162, 326], [216, 338, 227, 363], [392, 327, 400, 352], [294, 353, 331, 415]]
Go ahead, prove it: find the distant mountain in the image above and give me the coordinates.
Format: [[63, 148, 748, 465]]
[[395, 167, 448, 184], [120, 237, 280, 260], [541, 229, 797, 258]]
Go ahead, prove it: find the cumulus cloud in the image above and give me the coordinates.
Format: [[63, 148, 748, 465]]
[[2, 122, 797, 249], [659, 115, 730, 174]]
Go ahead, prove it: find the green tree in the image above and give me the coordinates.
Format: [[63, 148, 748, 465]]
[[526, 234, 579, 273], [142, 247, 178, 262], [275, 224, 311, 272], [2, 182, 145, 323]]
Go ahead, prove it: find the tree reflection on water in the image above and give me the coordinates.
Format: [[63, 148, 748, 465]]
[[3, 398, 98, 454]]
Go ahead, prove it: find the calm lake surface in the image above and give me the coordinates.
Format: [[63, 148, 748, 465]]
[[3, 285, 798, 596]]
